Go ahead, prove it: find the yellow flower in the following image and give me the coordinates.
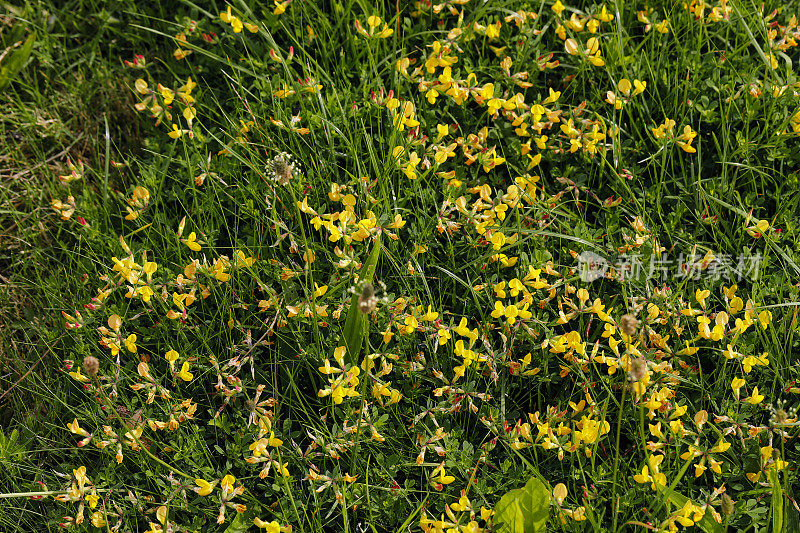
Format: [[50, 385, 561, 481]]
[[220, 474, 236, 493], [266, 431, 283, 447], [313, 283, 328, 298], [746, 387, 764, 404], [67, 418, 89, 436], [695, 289, 710, 308], [183, 231, 202, 251], [694, 462, 707, 477], [249, 438, 268, 457], [504, 304, 519, 324], [273, 0, 290, 15], [135, 78, 149, 95], [485, 21, 501, 40], [254, 518, 281, 532], [710, 437, 731, 453], [194, 478, 214, 495], [632, 455, 666, 490], [73, 466, 88, 491], [597, 5, 614, 22], [731, 377, 745, 398], [421, 305, 438, 322], [431, 465, 455, 486], [165, 349, 179, 371], [69, 367, 89, 382], [91, 512, 106, 527], [676, 125, 698, 153], [318, 359, 339, 375], [491, 232, 506, 250], [491, 301, 505, 319], [124, 334, 137, 353], [552, 483, 568, 505], [177, 361, 194, 382], [168, 124, 188, 139], [329, 346, 346, 366], [552, 0, 566, 15], [758, 310, 772, 330], [173, 47, 190, 61], [220, 6, 233, 23], [633, 465, 651, 484], [85, 493, 99, 509]]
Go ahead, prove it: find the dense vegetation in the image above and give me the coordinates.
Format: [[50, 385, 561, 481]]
[[2, 0, 800, 531]]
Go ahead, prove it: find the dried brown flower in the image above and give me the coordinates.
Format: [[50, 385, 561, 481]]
[[83, 356, 100, 377], [619, 313, 639, 336]]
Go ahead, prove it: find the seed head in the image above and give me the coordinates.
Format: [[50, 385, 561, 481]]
[[267, 152, 300, 186], [628, 357, 647, 382], [720, 494, 734, 516], [83, 356, 100, 377], [768, 399, 796, 426], [358, 282, 377, 314], [619, 314, 639, 336]]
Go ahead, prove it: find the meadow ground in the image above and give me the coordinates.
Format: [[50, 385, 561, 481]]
[[1, 0, 800, 531]]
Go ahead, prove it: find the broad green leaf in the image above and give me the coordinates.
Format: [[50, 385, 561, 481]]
[[223, 509, 256, 533], [494, 476, 549, 533], [342, 235, 381, 365], [0, 32, 35, 91], [770, 467, 784, 532]]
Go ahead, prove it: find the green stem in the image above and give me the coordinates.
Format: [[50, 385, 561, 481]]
[[611, 382, 628, 533], [0, 489, 107, 499], [287, 183, 324, 351]]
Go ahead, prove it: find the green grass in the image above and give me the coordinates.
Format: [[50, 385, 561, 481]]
[[2, 0, 800, 531]]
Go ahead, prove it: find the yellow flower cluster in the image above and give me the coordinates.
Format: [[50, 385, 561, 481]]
[[134, 77, 197, 137], [219, 6, 258, 33], [651, 119, 699, 153], [354, 15, 393, 39], [300, 189, 405, 246], [318, 346, 361, 404], [605, 78, 647, 110]]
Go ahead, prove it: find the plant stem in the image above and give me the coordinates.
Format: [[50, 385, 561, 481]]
[[611, 382, 628, 533], [0, 489, 108, 499]]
